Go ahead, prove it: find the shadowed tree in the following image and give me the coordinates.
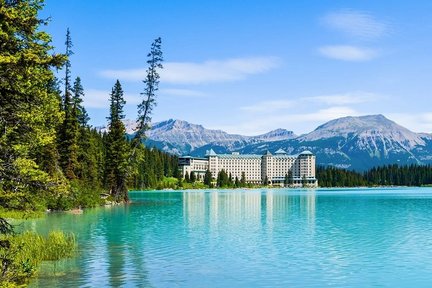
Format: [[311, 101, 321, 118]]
[[105, 80, 129, 202]]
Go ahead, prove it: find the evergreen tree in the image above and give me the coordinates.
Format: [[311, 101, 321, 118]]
[[105, 81, 129, 202], [284, 170, 293, 187], [240, 172, 246, 187], [284, 173, 289, 187], [58, 28, 79, 180], [72, 77, 89, 126], [204, 169, 213, 187], [302, 175, 307, 187], [234, 176, 240, 188], [184, 171, 190, 183], [134, 37, 163, 146], [0, 0, 66, 210], [217, 169, 230, 187], [263, 176, 269, 186], [190, 171, 196, 183]]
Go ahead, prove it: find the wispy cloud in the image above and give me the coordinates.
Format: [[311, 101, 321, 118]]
[[100, 57, 281, 84], [322, 10, 388, 40], [84, 89, 141, 108], [240, 100, 293, 112], [318, 45, 378, 61], [304, 91, 379, 105], [159, 88, 206, 98]]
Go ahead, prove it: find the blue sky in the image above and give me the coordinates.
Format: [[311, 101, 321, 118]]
[[42, 1, 432, 135]]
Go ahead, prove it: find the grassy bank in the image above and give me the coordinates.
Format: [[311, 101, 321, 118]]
[[0, 230, 76, 287]]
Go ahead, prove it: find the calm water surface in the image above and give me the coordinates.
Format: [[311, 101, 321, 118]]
[[26, 187, 432, 287]]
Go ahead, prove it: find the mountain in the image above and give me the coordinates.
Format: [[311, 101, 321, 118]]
[[96, 119, 138, 134], [144, 119, 297, 155], [239, 115, 432, 170], [254, 128, 296, 141], [99, 115, 432, 171]]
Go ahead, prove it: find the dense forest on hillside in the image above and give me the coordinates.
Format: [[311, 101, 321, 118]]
[[0, 1, 178, 284], [317, 164, 432, 187], [0, 0, 178, 215]]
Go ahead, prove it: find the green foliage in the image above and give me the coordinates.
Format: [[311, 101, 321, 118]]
[[134, 37, 163, 143], [204, 169, 213, 187], [58, 29, 79, 180], [317, 164, 432, 187], [0, 231, 76, 286], [190, 171, 196, 183], [217, 169, 233, 188], [317, 166, 368, 187], [240, 172, 246, 187], [0, 0, 67, 212], [105, 81, 129, 202]]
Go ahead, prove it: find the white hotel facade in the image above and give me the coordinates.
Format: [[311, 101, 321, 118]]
[[179, 149, 317, 187]]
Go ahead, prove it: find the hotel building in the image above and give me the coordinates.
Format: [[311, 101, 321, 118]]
[[178, 149, 317, 187]]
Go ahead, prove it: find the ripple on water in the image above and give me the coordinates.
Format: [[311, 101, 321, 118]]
[[29, 188, 432, 287]]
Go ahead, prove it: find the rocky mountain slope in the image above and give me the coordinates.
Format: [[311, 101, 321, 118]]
[[100, 115, 432, 171], [239, 115, 432, 170]]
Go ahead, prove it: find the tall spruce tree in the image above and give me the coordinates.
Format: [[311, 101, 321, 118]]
[[0, 0, 66, 209], [134, 37, 163, 146], [240, 172, 246, 187], [59, 28, 79, 179], [72, 77, 89, 126], [204, 170, 213, 186], [105, 80, 129, 201]]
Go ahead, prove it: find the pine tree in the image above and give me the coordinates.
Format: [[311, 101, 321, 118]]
[[263, 176, 269, 186], [105, 80, 129, 202], [302, 175, 307, 187], [72, 77, 89, 126], [204, 170, 213, 187], [0, 0, 66, 209], [184, 171, 190, 183], [190, 171, 196, 183], [234, 176, 240, 187], [134, 37, 163, 146], [59, 28, 79, 179], [286, 170, 293, 187], [240, 172, 246, 187]]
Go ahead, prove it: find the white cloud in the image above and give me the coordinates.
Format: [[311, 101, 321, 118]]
[[84, 89, 141, 108], [318, 45, 378, 61], [304, 91, 379, 105], [100, 56, 281, 84], [322, 10, 388, 40], [159, 88, 206, 98], [240, 100, 293, 112]]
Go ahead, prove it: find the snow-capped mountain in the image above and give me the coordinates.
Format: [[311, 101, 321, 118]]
[[147, 119, 248, 151], [254, 128, 297, 142], [299, 115, 425, 149], [143, 119, 297, 155], [239, 115, 432, 170], [98, 115, 432, 171], [96, 119, 138, 134]]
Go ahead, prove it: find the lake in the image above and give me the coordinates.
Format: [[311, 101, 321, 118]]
[[27, 188, 432, 287]]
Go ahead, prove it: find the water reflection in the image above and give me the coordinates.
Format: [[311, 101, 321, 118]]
[[25, 188, 432, 287], [182, 189, 316, 233]]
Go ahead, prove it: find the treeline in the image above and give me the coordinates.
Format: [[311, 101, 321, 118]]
[[183, 170, 250, 188], [317, 164, 432, 187], [0, 1, 175, 285], [130, 146, 179, 189], [0, 0, 173, 213]]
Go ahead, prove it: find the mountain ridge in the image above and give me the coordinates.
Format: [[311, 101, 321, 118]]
[[98, 115, 432, 171]]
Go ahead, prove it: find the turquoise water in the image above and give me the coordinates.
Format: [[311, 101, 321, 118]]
[[27, 188, 432, 287]]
